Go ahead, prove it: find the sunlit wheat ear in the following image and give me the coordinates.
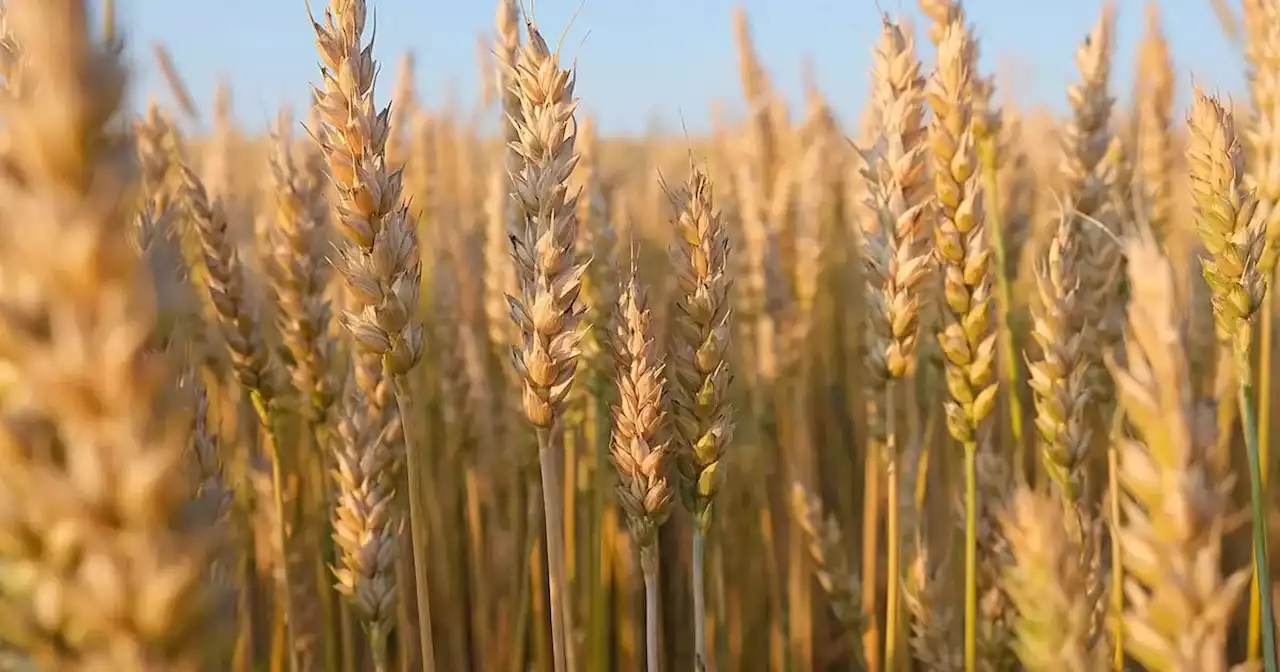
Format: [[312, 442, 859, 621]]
[[1187, 88, 1270, 382], [267, 112, 336, 424], [859, 16, 930, 383], [608, 260, 675, 565], [1111, 237, 1248, 671], [309, 0, 424, 383], [667, 165, 734, 530], [503, 20, 589, 431], [1028, 208, 1094, 512], [0, 0, 213, 667], [927, 21, 996, 449]]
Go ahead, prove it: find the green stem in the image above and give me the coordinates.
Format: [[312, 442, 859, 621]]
[[251, 391, 299, 672], [963, 442, 977, 672], [693, 524, 709, 672], [1241, 380, 1278, 672], [392, 375, 438, 672]]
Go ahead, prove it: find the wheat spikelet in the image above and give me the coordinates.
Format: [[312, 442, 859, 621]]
[[668, 165, 734, 529], [1028, 209, 1094, 510], [1001, 488, 1103, 671], [0, 0, 213, 666], [1135, 2, 1174, 241], [927, 20, 995, 451], [504, 21, 589, 430], [178, 164, 276, 401], [608, 261, 675, 564], [1187, 88, 1270, 382], [267, 112, 336, 423], [860, 16, 930, 383], [1112, 237, 1247, 672]]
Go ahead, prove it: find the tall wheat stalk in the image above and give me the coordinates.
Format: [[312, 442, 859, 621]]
[[307, 0, 430, 668], [504, 19, 590, 672], [1187, 88, 1276, 670], [669, 165, 733, 671], [925, 19, 995, 671]]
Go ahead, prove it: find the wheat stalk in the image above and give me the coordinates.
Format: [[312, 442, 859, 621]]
[[503, 18, 589, 672], [1188, 88, 1276, 670], [307, 1, 430, 668], [926, 18, 996, 670], [608, 258, 675, 672], [668, 163, 733, 670]]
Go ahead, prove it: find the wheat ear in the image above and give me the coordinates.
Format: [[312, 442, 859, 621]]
[[1113, 236, 1249, 671], [608, 257, 675, 672], [926, 19, 995, 670], [1028, 207, 1094, 520], [1187, 88, 1276, 670], [1001, 488, 1103, 671], [0, 0, 213, 667], [503, 19, 589, 672], [307, 1, 430, 668], [669, 164, 734, 671]]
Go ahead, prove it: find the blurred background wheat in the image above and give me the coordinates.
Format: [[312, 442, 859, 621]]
[[1, 0, 1279, 671]]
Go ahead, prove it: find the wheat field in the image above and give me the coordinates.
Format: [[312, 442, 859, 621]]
[[2, 0, 1280, 670]]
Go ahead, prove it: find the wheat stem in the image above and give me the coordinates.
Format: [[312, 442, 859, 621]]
[[393, 375, 438, 672], [1106, 442, 1123, 672], [885, 384, 901, 672], [643, 551, 661, 672], [536, 426, 571, 672], [964, 442, 978, 672], [1242, 379, 1278, 671], [250, 391, 300, 672], [694, 524, 710, 671]]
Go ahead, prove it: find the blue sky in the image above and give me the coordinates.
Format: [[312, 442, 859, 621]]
[[121, 0, 1246, 136]]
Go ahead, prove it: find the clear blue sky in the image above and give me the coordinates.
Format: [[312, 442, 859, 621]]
[[120, 0, 1246, 136]]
